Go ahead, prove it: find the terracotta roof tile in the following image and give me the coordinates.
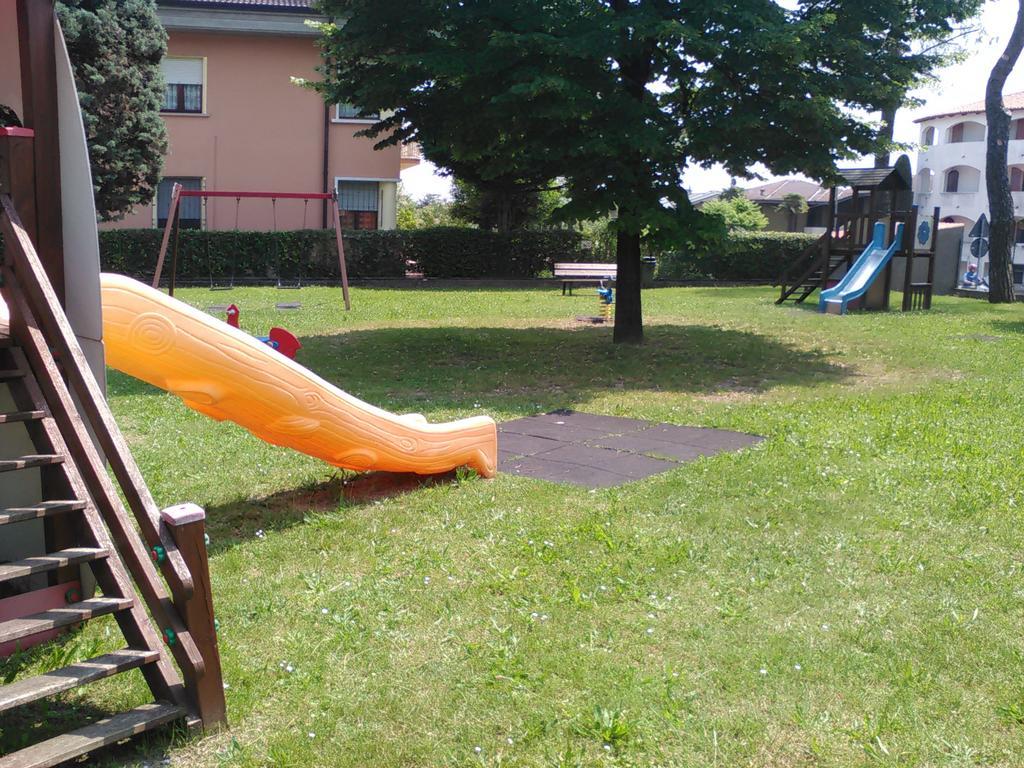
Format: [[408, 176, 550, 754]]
[[914, 91, 1024, 123], [693, 178, 851, 206]]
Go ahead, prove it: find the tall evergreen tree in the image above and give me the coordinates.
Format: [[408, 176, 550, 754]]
[[57, 0, 168, 221], [314, 0, 982, 342]]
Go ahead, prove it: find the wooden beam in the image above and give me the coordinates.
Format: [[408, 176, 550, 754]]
[[152, 182, 181, 289], [16, 0, 64, 305], [332, 197, 351, 310], [162, 504, 227, 730]]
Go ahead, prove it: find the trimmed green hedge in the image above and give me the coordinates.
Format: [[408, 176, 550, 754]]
[[99, 227, 585, 282], [409, 228, 584, 278], [99, 229, 406, 282], [657, 231, 820, 281]]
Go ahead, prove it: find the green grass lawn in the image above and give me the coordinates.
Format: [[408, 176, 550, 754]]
[[4, 285, 1024, 766]]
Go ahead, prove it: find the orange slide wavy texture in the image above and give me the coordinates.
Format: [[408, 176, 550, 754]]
[[100, 274, 497, 477]]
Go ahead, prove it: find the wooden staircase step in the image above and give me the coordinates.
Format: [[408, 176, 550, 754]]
[[0, 454, 64, 473], [0, 410, 47, 424], [0, 548, 108, 584], [0, 500, 87, 526], [0, 649, 159, 714], [0, 702, 185, 768], [0, 597, 133, 646]]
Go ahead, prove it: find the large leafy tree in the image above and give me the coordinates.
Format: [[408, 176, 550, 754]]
[[314, 0, 981, 342], [702, 198, 768, 233], [57, 0, 167, 221]]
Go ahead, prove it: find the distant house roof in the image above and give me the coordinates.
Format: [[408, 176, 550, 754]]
[[693, 178, 848, 207], [159, 0, 314, 12], [914, 91, 1024, 123]]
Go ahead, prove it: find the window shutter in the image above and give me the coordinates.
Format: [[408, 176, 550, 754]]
[[162, 58, 203, 85]]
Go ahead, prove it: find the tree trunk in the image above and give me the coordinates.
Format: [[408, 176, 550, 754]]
[[613, 230, 643, 343], [985, 0, 1024, 303], [874, 104, 897, 169], [497, 191, 512, 234]]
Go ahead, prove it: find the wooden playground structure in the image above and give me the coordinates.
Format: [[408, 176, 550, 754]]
[[0, 2, 225, 765], [775, 156, 940, 312]]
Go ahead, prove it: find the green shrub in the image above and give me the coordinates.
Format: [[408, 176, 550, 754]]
[[99, 227, 584, 282], [410, 228, 584, 278], [657, 231, 819, 281], [99, 229, 408, 282]]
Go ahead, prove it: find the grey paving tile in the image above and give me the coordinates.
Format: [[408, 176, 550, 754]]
[[497, 412, 763, 488], [585, 434, 715, 461], [537, 444, 677, 479], [501, 456, 635, 488], [497, 431, 564, 457], [527, 410, 653, 434], [499, 417, 609, 442], [634, 424, 764, 450]]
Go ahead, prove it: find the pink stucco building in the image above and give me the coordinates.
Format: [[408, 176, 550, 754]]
[[110, 0, 419, 232]]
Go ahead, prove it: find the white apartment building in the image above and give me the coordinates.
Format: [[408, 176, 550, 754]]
[[914, 91, 1024, 286]]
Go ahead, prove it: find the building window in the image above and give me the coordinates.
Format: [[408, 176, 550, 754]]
[[1015, 220, 1024, 245], [915, 168, 932, 194], [1014, 119, 1024, 140], [157, 177, 203, 229], [1014, 264, 1024, 284], [335, 103, 380, 121], [921, 126, 935, 146], [337, 180, 379, 230], [947, 121, 985, 143], [161, 58, 204, 114], [945, 168, 959, 193], [1012, 167, 1024, 192]]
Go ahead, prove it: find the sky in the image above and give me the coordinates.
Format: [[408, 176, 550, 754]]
[[400, 0, 1024, 201]]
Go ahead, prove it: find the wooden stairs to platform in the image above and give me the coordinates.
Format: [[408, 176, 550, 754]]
[[774, 233, 851, 305], [0, 192, 226, 766]]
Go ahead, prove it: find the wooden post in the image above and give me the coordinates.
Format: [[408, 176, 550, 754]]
[[16, 0, 64, 306], [332, 197, 351, 310], [901, 207, 918, 311], [924, 206, 940, 309], [169, 206, 181, 298], [152, 183, 181, 289], [160, 503, 227, 730]]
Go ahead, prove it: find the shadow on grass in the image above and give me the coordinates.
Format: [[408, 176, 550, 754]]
[[202, 471, 459, 554], [988, 320, 1024, 336], [108, 323, 847, 412], [295, 324, 848, 414]]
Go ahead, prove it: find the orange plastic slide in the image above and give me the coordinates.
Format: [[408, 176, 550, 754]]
[[100, 274, 497, 477]]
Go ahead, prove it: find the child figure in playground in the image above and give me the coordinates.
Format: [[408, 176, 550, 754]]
[[963, 263, 988, 289]]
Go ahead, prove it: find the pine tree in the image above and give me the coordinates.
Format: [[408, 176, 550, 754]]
[[57, 0, 168, 221]]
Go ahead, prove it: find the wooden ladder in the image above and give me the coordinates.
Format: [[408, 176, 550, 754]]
[[0, 193, 225, 766]]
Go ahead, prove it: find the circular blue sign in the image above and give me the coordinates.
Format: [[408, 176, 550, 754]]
[[917, 220, 931, 245]]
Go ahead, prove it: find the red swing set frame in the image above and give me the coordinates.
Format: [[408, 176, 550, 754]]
[[151, 183, 351, 310]]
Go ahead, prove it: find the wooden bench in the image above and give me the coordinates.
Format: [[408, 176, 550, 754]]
[[553, 262, 617, 295]]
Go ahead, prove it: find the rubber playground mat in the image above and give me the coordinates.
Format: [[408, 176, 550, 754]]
[[499, 410, 763, 488]]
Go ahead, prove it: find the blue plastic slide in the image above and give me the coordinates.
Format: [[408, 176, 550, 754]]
[[819, 222, 904, 315]]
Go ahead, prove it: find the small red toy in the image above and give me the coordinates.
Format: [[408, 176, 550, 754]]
[[224, 304, 302, 359]]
